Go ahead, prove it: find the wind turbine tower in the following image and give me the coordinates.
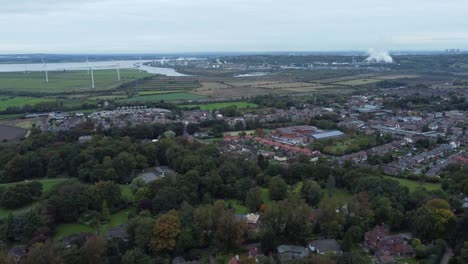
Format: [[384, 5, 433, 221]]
[[86, 56, 90, 75], [116, 63, 121, 81], [90, 67, 95, 89], [41, 57, 49, 83]]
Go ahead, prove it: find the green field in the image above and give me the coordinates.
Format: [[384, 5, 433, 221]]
[[54, 209, 131, 239], [0, 70, 152, 94], [334, 78, 382, 86], [138, 90, 187, 95], [384, 176, 441, 192], [120, 92, 204, 102], [0, 96, 55, 111], [183, 101, 258, 110], [136, 78, 200, 91]]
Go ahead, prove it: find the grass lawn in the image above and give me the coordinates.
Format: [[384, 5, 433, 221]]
[[0, 204, 37, 219], [120, 92, 204, 102], [0, 178, 76, 219], [325, 188, 353, 203], [223, 130, 256, 136], [54, 223, 95, 239], [227, 200, 249, 214], [384, 176, 441, 192], [183, 101, 258, 110], [0, 178, 75, 194], [203, 138, 223, 143], [0, 70, 152, 94], [54, 209, 131, 240], [396, 258, 418, 264], [120, 184, 134, 201], [260, 188, 272, 207], [0, 96, 55, 111]]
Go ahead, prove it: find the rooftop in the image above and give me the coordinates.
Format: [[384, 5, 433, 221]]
[[311, 130, 344, 140]]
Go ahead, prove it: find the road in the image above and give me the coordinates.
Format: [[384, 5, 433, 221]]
[[440, 248, 452, 264]]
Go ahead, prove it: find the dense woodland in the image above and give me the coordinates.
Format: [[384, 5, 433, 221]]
[[0, 123, 467, 264]]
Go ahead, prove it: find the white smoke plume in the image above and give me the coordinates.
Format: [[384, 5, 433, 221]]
[[365, 48, 394, 63]]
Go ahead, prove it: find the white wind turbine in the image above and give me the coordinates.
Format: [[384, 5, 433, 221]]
[[115, 62, 120, 81], [111, 59, 121, 81], [89, 66, 95, 89], [86, 56, 90, 75], [138, 57, 142, 72], [41, 57, 49, 83], [116, 63, 121, 81]]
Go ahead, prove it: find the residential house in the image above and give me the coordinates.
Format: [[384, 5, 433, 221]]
[[308, 239, 342, 255], [365, 225, 414, 262], [172, 257, 200, 264], [106, 225, 129, 242], [8, 247, 25, 263], [277, 245, 309, 263]]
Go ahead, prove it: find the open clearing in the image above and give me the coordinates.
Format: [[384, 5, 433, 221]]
[[0, 178, 76, 219], [138, 90, 187, 96], [0, 178, 75, 193], [374, 74, 420, 80], [54, 209, 131, 239], [120, 92, 204, 102], [384, 176, 441, 192], [193, 86, 286, 98], [0, 70, 152, 94], [136, 77, 200, 91], [334, 78, 382, 86], [281, 83, 338, 92], [183, 101, 258, 110]]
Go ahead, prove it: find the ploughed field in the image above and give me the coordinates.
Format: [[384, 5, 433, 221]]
[[0, 125, 27, 141]]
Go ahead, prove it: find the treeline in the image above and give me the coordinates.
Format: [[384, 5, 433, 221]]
[[0, 123, 184, 183]]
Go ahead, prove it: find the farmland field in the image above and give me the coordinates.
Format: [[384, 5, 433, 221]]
[[0, 125, 28, 141], [138, 90, 187, 95], [183, 101, 258, 110], [120, 92, 204, 102], [0, 96, 55, 111], [374, 74, 420, 80], [135, 77, 200, 91], [0, 69, 152, 94], [334, 78, 382, 86]]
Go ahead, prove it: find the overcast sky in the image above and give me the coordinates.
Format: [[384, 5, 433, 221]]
[[1, 0, 467, 53]]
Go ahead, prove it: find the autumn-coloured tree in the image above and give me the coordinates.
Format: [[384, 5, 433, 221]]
[[413, 198, 456, 239], [214, 208, 247, 249], [83, 235, 106, 264], [150, 210, 181, 254]]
